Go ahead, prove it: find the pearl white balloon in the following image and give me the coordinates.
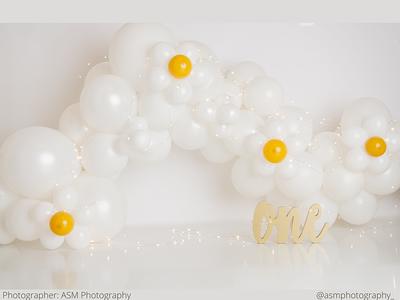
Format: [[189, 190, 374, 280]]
[[298, 193, 338, 231], [32, 201, 55, 225], [127, 116, 148, 131], [171, 114, 208, 150], [80, 74, 137, 133], [84, 62, 112, 85], [226, 61, 265, 87], [71, 175, 125, 241], [148, 42, 175, 66], [243, 76, 283, 116], [81, 133, 128, 178], [309, 132, 344, 167], [344, 148, 370, 172], [53, 185, 79, 211], [177, 41, 215, 64], [148, 67, 171, 91], [242, 132, 266, 157], [165, 80, 193, 104], [276, 153, 323, 200], [65, 225, 90, 249], [194, 101, 217, 124], [5, 199, 40, 241], [368, 154, 390, 174], [365, 158, 400, 195], [276, 156, 299, 179], [322, 165, 364, 203], [201, 137, 234, 163], [217, 104, 240, 125], [59, 103, 91, 144], [109, 24, 174, 90], [127, 130, 172, 162], [190, 62, 218, 89], [40, 230, 64, 250], [231, 158, 274, 198], [340, 98, 391, 131], [339, 191, 377, 225], [362, 115, 389, 136], [262, 119, 287, 140], [342, 127, 368, 148], [251, 157, 276, 176], [0, 127, 81, 199]]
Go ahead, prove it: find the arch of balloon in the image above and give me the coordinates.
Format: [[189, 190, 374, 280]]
[[0, 24, 399, 249]]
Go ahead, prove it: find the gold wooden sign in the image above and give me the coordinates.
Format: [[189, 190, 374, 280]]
[[252, 201, 329, 244]]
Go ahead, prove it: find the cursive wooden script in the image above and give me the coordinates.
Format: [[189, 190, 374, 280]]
[[252, 201, 329, 244]]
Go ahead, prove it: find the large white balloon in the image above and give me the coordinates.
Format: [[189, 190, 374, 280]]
[[231, 158, 274, 198], [80, 74, 137, 133], [364, 158, 400, 195], [243, 76, 283, 116], [109, 24, 174, 90], [59, 103, 91, 144], [81, 133, 128, 178], [5, 199, 40, 241], [322, 165, 364, 203], [0, 127, 81, 199], [339, 191, 377, 225]]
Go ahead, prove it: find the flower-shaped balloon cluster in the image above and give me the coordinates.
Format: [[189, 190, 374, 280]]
[[0, 24, 399, 250]]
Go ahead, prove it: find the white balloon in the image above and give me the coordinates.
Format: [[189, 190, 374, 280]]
[[190, 62, 218, 89], [0, 182, 17, 212], [265, 189, 295, 207], [276, 156, 299, 179], [70, 175, 125, 241], [344, 148, 370, 172], [165, 80, 193, 104], [362, 115, 389, 136], [309, 132, 344, 167], [243, 76, 283, 116], [201, 137, 234, 163], [322, 165, 364, 203], [341, 127, 368, 148], [81, 133, 128, 178], [59, 103, 91, 144], [109, 24, 174, 90], [0, 127, 81, 199], [53, 185, 79, 211], [365, 158, 400, 195], [0, 220, 14, 244], [32, 201, 55, 225], [40, 230, 64, 250], [251, 157, 276, 176], [368, 154, 390, 174], [127, 130, 172, 162], [386, 128, 400, 153], [226, 61, 265, 87], [148, 67, 171, 91], [298, 193, 338, 231], [177, 41, 215, 64], [340, 98, 391, 131], [80, 74, 137, 133], [127, 116, 148, 131], [216, 104, 240, 125], [242, 132, 266, 157], [194, 101, 217, 124], [262, 119, 287, 140], [148, 42, 175, 66], [171, 114, 208, 150], [339, 191, 377, 225], [65, 225, 90, 249], [5, 199, 40, 241], [231, 158, 274, 198], [84, 62, 112, 85], [276, 153, 323, 200]]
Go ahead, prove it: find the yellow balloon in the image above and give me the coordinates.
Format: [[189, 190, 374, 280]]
[[168, 54, 192, 79], [263, 139, 287, 163], [365, 136, 386, 157], [49, 211, 74, 236]]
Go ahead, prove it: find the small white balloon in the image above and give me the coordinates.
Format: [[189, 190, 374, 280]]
[[84, 62, 112, 86], [127, 116, 148, 131], [226, 61, 265, 87], [251, 157, 276, 176], [231, 158, 274, 198], [148, 67, 171, 91], [148, 42, 175, 66], [59, 103, 91, 145], [65, 225, 90, 249], [339, 191, 377, 225], [309, 132, 344, 167], [80, 74, 137, 133], [217, 104, 240, 125], [5, 199, 40, 241], [341, 127, 368, 148], [194, 101, 217, 124], [32, 201, 55, 225], [364, 158, 400, 195], [128, 130, 172, 162], [165, 80, 193, 104], [344, 148, 370, 172], [367, 154, 390, 174], [242, 132, 266, 157], [0, 127, 81, 199], [322, 165, 364, 203], [362, 115, 389, 136], [386, 128, 400, 153], [243, 76, 283, 116], [53, 185, 79, 211], [276, 153, 323, 200], [201, 137, 234, 163], [263, 119, 287, 140], [276, 156, 299, 179], [40, 230, 65, 250], [81, 133, 128, 178], [171, 114, 208, 150], [190, 62, 218, 88]]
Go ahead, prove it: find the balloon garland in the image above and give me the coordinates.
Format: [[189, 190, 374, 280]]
[[0, 23, 399, 249]]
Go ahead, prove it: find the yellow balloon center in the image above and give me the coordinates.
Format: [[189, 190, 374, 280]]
[[168, 54, 192, 78], [262, 139, 287, 163], [49, 211, 74, 236], [365, 136, 386, 157]]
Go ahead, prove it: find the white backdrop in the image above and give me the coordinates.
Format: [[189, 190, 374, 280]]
[[0, 23, 399, 225]]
